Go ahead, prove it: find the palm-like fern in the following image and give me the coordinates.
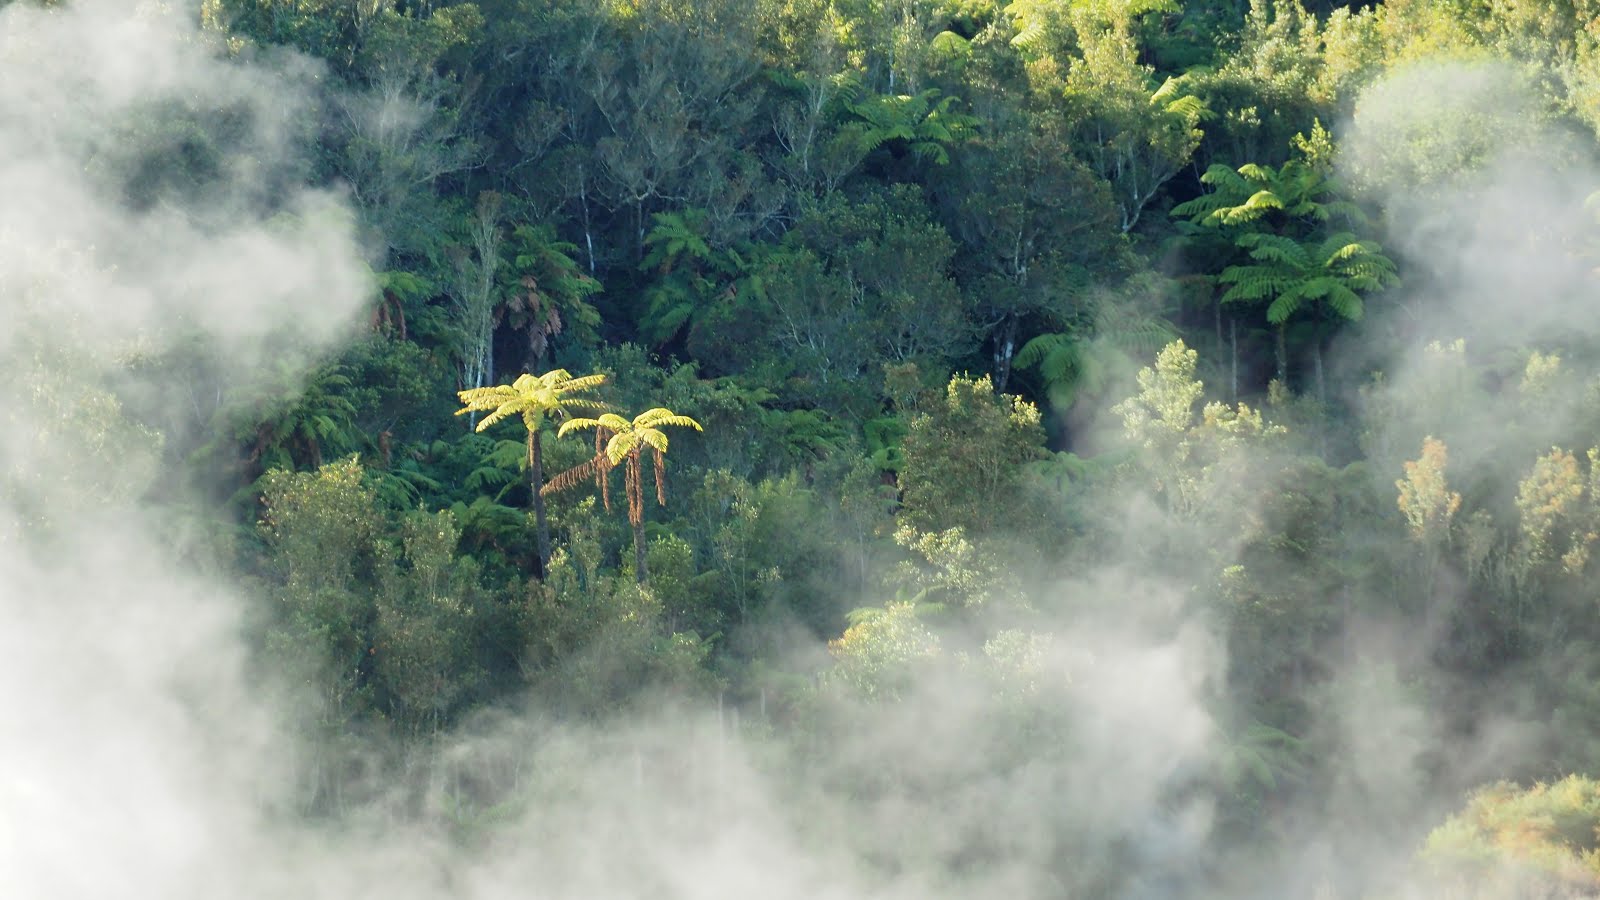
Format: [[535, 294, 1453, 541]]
[[456, 369, 608, 574], [842, 88, 976, 166], [500, 224, 601, 368], [1219, 232, 1397, 325], [637, 210, 762, 348], [546, 407, 703, 584], [1173, 159, 1362, 230], [1172, 133, 1394, 390]]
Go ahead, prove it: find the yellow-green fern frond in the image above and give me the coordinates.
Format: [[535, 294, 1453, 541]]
[[634, 408, 703, 431]]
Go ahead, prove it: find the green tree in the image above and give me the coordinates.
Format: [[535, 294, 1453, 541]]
[[896, 373, 1048, 535], [456, 369, 609, 575], [938, 116, 1121, 392], [1055, 0, 1209, 233], [762, 189, 973, 410], [548, 407, 704, 584], [374, 509, 485, 739], [634, 208, 770, 356], [1112, 340, 1281, 517], [259, 458, 386, 810], [825, 600, 942, 701]]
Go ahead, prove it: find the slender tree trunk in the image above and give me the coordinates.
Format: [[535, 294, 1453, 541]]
[[632, 515, 648, 584], [993, 316, 1018, 393], [1312, 305, 1329, 407], [630, 454, 648, 584], [1312, 333, 1326, 408], [579, 166, 596, 275], [530, 431, 551, 577], [1275, 322, 1288, 386], [1229, 315, 1239, 401]]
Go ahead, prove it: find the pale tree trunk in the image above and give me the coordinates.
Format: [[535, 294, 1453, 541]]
[[993, 316, 1018, 393]]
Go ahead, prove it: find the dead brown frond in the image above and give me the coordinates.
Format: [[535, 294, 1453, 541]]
[[595, 426, 613, 510], [542, 455, 605, 496], [653, 448, 666, 507]]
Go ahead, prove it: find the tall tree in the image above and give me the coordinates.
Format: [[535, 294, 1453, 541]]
[[1173, 128, 1396, 397], [456, 369, 608, 575], [896, 373, 1047, 535], [547, 407, 703, 584]]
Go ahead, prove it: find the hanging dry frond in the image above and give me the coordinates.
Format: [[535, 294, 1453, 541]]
[[654, 448, 666, 506], [542, 455, 607, 496]]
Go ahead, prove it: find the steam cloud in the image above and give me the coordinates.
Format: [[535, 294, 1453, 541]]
[[0, 0, 371, 894]]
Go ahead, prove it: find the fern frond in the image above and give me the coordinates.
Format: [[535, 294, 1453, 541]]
[[1239, 190, 1286, 214], [555, 397, 608, 413], [1238, 235, 1309, 267], [634, 409, 704, 431], [474, 401, 526, 432], [455, 385, 513, 411], [1266, 290, 1305, 324], [1198, 163, 1250, 191], [555, 372, 608, 392], [1219, 272, 1292, 303], [639, 428, 670, 454], [1322, 283, 1364, 321], [1171, 194, 1225, 220], [603, 432, 640, 465], [1320, 199, 1365, 224], [465, 465, 518, 493], [1015, 332, 1074, 369], [1011, 16, 1046, 52], [559, 413, 630, 437], [929, 30, 970, 58], [1236, 163, 1273, 183]]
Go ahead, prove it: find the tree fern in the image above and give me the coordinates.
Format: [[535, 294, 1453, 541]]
[[550, 406, 703, 584], [1179, 134, 1398, 387], [455, 368, 608, 574]]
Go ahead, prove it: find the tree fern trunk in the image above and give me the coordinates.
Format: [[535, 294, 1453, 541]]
[[631, 454, 648, 584], [633, 516, 648, 584], [1312, 305, 1327, 408], [1312, 333, 1326, 408], [1230, 315, 1238, 401], [531, 431, 551, 578], [1275, 322, 1288, 386]]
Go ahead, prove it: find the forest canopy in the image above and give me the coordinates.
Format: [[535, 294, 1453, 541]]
[[13, 0, 1600, 896]]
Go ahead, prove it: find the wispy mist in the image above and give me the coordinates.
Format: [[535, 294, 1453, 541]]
[[0, 0, 367, 894]]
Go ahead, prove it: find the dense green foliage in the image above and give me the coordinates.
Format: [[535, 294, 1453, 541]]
[[43, 0, 1600, 892]]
